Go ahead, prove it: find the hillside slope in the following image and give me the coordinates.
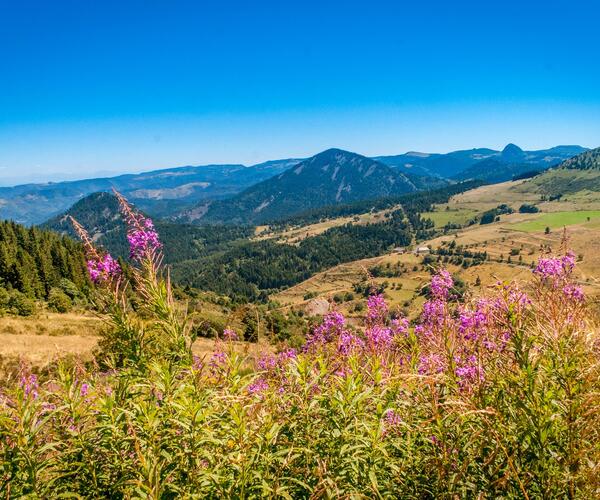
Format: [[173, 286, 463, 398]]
[[0, 159, 300, 225], [194, 149, 422, 224], [513, 147, 600, 197], [43, 192, 253, 265]]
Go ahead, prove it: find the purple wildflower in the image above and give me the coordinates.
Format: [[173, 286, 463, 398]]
[[455, 355, 484, 389], [19, 374, 39, 399], [534, 251, 577, 284], [304, 311, 347, 350], [563, 283, 584, 302], [337, 331, 365, 355], [418, 353, 445, 375], [383, 409, 403, 429], [366, 294, 388, 325], [365, 325, 393, 349], [247, 377, 269, 395], [127, 225, 161, 261], [222, 328, 239, 341], [87, 254, 121, 283], [390, 317, 409, 338], [430, 269, 453, 300]]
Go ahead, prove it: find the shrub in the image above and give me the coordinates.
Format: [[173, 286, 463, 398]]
[[519, 203, 540, 213], [8, 290, 36, 316], [47, 288, 73, 313]]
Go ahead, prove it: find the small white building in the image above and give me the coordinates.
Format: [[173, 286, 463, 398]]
[[414, 246, 430, 255], [392, 247, 406, 254]]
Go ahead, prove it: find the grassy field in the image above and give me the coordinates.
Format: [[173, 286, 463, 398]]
[[0, 313, 271, 369], [0, 312, 104, 337], [510, 210, 600, 232], [421, 207, 479, 227]]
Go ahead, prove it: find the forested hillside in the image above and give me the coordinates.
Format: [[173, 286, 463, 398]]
[[41, 180, 482, 303], [560, 147, 600, 170], [195, 149, 423, 224], [173, 181, 481, 301], [44, 192, 254, 264], [0, 220, 90, 313], [513, 147, 600, 197]]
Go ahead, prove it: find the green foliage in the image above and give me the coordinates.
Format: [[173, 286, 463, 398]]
[[561, 146, 600, 170], [2, 214, 599, 497], [0, 220, 89, 301], [47, 288, 72, 313], [480, 204, 514, 224], [1, 289, 37, 316], [519, 203, 540, 213]]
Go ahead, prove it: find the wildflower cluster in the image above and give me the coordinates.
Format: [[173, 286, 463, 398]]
[[1, 217, 598, 498], [114, 189, 162, 261], [70, 216, 121, 285], [86, 254, 121, 283]]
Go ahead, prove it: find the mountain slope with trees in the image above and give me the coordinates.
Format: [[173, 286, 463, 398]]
[[43, 192, 253, 265], [193, 149, 426, 224], [0, 220, 90, 314]]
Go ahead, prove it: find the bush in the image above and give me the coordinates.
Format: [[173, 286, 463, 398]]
[[47, 288, 73, 313], [8, 290, 36, 316], [519, 203, 540, 213]]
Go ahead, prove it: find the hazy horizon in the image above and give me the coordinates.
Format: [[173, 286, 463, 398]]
[[0, 140, 595, 188], [1, 0, 599, 185]]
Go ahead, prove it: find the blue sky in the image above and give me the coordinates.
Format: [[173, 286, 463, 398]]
[[1, 0, 599, 185]]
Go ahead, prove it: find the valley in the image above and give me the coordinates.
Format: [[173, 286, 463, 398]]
[[5, 147, 600, 366]]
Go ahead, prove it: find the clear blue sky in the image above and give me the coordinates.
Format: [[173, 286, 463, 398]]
[[1, 0, 599, 185]]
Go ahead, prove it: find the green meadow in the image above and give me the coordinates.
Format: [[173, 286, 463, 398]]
[[421, 208, 479, 227], [511, 210, 600, 232]]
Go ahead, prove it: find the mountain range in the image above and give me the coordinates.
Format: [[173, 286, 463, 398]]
[[192, 149, 443, 225], [0, 144, 587, 225], [0, 159, 301, 225], [375, 144, 586, 178]]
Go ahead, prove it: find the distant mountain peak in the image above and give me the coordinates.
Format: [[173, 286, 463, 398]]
[[501, 143, 526, 162], [502, 143, 524, 153], [196, 148, 420, 224]]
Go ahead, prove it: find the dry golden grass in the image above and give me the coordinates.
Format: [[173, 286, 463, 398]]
[[0, 311, 272, 370], [0, 311, 104, 337], [0, 333, 98, 367]]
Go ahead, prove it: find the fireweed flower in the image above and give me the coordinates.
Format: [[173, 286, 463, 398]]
[[533, 251, 576, 285], [304, 311, 348, 350], [458, 300, 491, 341], [247, 377, 269, 395], [365, 325, 393, 350], [337, 331, 365, 355], [70, 215, 121, 284], [430, 269, 453, 299], [87, 254, 121, 284], [382, 409, 403, 434], [222, 328, 239, 341], [417, 299, 447, 337], [19, 373, 39, 399], [562, 283, 584, 302], [127, 224, 161, 261], [366, 294, 388, 325], [257, 354, 277, 371], [114, 190, 162, 261], [390, 317, 409, 338], [454, 355, 484, 389], [418, 353, 445, 375]]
